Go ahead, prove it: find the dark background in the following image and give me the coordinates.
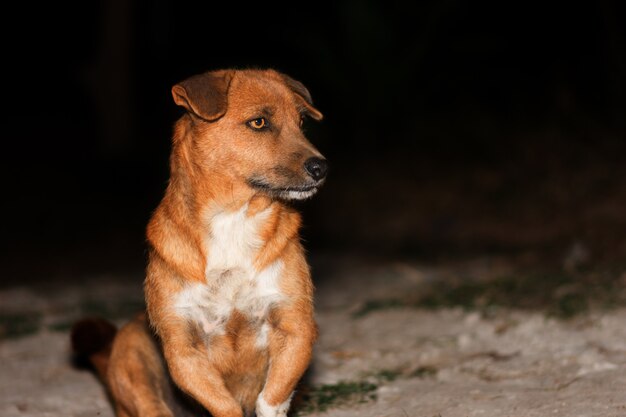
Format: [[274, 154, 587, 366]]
[[3, 0, 625, 284]]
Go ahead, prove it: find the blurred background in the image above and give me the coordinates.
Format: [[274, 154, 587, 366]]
[[2, 0, 625, 286]]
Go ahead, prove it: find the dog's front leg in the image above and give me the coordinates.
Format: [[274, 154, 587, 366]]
[[256, 302, 317, 417], [159, 325, 242, 417]]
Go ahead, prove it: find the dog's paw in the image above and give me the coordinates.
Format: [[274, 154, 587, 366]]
[[255, 391, 291, 417]]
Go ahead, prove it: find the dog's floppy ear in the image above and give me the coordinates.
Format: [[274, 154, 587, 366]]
[[171, 70, 233, 121], [281, 74, 323, 121]]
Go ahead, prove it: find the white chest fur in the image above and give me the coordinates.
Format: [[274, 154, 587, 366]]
[[173, 204, 284, 341]]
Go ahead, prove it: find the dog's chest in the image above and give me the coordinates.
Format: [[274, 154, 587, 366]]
[[174, 205, 283, 341]]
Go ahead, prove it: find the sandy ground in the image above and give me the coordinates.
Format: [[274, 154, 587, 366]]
[[1, 255, 625, 417]]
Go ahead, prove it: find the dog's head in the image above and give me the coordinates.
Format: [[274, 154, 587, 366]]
[[171, 69, 327, 201]]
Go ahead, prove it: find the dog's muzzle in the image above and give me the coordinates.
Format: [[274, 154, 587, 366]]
[[248, 158, 328, 201]]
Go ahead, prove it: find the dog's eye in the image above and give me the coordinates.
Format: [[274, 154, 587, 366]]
[[248, 117, 268, 130], [299, 117, 305, 128]]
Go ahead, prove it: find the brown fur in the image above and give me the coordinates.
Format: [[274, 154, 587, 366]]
[[72, 69, 326, 417]]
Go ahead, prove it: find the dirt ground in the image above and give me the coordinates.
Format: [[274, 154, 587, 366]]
[[1, 253, 625, 417]]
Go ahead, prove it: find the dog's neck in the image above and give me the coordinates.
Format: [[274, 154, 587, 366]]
[[148, 122, 301, 283]]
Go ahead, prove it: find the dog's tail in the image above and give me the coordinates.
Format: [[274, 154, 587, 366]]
[[71, 317, 117, 382]]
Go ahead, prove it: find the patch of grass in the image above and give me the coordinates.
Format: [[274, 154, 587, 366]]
[[371, 369, 402, 382], [47, 321, 75, 332], [410, 366, 438, 378], [353, 267, 625, 319], [0, 312, 42, 339], [551, 292, 588, 319], [352, 299, 404, 318], [293, 380, 378, 415], [79, 298, 144, 320], [293, 367, 439, 415], [293, 367, 440, 415]]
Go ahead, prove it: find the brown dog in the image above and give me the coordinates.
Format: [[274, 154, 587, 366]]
[[72, 69, 327, 417]]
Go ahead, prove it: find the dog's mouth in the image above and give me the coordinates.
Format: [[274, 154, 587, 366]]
[[247, 178, 322, 201]]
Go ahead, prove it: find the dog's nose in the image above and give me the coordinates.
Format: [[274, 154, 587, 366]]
[[304, 157, 328, 181]]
